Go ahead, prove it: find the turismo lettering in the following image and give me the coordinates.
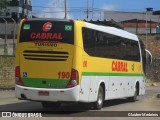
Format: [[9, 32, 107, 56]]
[[30, 32, 63, 40], [112, 61, 128, 72], [35, 42, 57, 47]]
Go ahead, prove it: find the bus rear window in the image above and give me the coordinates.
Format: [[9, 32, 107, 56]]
[[20, 20, 74, 44]]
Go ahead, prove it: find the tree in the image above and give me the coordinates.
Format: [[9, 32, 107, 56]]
[[0, 0, 8, 9], [0, 0, 9, 16]]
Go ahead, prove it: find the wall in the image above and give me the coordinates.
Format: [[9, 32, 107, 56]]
[[124, 27, 157, 34], [0, 23, 18, 35], [0, 56, 15, 88]]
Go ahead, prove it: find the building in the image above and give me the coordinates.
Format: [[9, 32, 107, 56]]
[[2, 0, 32, 22], [0, 0, 32, 55], [121, 19, 159, 34], [104, 11, 160, 34]]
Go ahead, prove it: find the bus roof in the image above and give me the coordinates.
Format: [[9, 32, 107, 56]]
[[84, 22, 139, 41]]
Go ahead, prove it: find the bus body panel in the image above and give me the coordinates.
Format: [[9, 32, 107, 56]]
[[16, 19, 76, 89], [79, 76, 144, 102], [79, 53, 145, 102], [15, 85, 80, 102], [18, 43, 74, 88]]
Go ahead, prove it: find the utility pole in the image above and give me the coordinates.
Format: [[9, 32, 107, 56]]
[[22, 0, 25, 18], [92, 0, 94, 19], [11, 18, 16, 55], [136, 19, 138, 34], [146, 9, 148, 46], [64, 0, 67, 19], [87, 0, 89, 20], [145, 8, 153, 50], [3, 18, 8, 55], [145, 7, 153, 68], [150, 19, 152, 34]]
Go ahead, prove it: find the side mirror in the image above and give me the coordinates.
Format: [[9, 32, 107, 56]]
[[145, 49, 152, 64]]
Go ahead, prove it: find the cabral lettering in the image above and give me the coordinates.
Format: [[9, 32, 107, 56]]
[[30, 32, 63, 40], [112, 61, 128, 72]]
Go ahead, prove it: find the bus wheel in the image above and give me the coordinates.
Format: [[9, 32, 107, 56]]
[[41, 102, 61, 109], [128, 84, 138, 102], [94, 86, 104, 110]]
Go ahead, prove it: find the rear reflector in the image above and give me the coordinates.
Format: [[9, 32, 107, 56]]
[[15, 66, 20, 77], [66, 69, 79, 88], [15, 66, 24, 86]]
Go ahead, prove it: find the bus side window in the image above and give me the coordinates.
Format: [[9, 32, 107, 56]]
[[82, 28, 95, 56], [83, 27, 140, 63]]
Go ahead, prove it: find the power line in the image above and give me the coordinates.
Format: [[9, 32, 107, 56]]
[[92, 0, 94, 19], [30, 5, 159, 20]]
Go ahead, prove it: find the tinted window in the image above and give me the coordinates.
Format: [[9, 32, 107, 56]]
[[82, 27, 140, 62], [20, 20, 74, 44]]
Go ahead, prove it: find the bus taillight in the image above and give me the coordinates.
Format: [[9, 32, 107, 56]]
[[23, 18, 28, 22], [15, 66, 24, 86], [66, 69, 79, 88], [69, 19, 74, 23]]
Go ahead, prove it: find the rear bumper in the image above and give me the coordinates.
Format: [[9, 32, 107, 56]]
[[15, 85, 80, 102]]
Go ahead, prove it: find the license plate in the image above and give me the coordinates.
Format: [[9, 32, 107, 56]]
[[38, 91, 49, 96]]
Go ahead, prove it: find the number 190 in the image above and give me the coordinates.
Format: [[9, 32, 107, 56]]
[[58, 72, 70, 79]]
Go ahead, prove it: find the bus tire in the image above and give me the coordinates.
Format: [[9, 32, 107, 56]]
[[128, 84, 138, 102], [41, 102, 61, 109], [94, 86, 104, 110]]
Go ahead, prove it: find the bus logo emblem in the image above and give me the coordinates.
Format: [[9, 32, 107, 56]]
[[43, 22, 52, 32]]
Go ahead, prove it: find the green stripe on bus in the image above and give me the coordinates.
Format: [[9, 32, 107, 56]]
[[82, 72, 144, 76], [22, 78, 69, 88]]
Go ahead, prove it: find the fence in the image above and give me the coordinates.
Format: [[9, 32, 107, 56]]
[[0, 17, 18, 56], [0, 17, 17, 88]]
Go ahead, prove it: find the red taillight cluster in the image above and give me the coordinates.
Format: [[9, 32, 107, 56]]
[[66, 69, 79, 88], [15, 66, 24, 86], [69, 19, 74, 23], [15, 66, 20, 76], [22, 18, 28, 22]]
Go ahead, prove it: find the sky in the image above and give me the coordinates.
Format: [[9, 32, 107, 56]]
[[32, 0, 160, 20]]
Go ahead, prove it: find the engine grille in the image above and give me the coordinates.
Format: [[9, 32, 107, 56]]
[[23, 50, 69, 61]]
